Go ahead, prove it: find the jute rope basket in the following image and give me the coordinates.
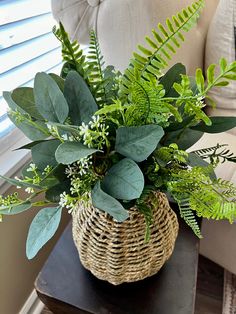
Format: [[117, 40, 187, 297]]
[[72, 191, 179, 285]]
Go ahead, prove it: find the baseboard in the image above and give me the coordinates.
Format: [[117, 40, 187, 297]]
[[19, 289, 44, 314]]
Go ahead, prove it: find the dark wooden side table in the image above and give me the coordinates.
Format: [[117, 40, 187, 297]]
[[35, 221, 199, 314]]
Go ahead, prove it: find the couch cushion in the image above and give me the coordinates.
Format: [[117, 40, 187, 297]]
[[52, 0, 218, 73], [205, 0, 236, 119]]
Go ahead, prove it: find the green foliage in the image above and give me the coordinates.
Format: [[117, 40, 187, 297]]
[[159, 63, 186, 97], [12, 87, 44, 120], [31, 140, 60, 170], [162, 128, 204, 150], [64, 71, 98, 125], [0, 202, 32, 215], [191, 116, 236, 133], [201, 58, 236, 93], [125, 78, 182, 127], [26, 206, 62, 259], [136, 186, 155, 242], [53, 23, 87, 80], [34, 72, 69, 123], [120, 0, 205, 96], [91, 181, 129, 222], [2, 1, 236, 258], [4, 92, 49, 141], [102, 158, 144, 201], [87, 30, 114, 107], [170, 194, 202, 237], [191, 144, 236, 166], [115, 125, 164, 162], [168, 167, 236, 236], [55, 142, 98, 165]]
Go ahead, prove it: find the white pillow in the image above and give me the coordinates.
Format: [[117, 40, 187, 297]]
[[51, 0, 218, 72], [51, 0, 103, 44], [205, 0, 236, 114]]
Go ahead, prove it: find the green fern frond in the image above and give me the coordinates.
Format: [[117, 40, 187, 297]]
[[120, 0, 205, 96], [125, 78, 181, 126], [139, 185, 156, 202], [190, 187, 236, 223], [87, 31, 120, 107], [171, 193, 202, 237], [168, 166, 236, 230], [191, 143, 236, 165], [196, 58, 236, 94], [214, 178, 236, 198], [87, 30, 107, 106], [136, 186, 155, 242], [53, 23, 87, 79]]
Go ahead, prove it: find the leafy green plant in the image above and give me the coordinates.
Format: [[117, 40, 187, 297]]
[[1, 0, 236, 259]]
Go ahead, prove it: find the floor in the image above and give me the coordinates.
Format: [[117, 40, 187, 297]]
[[195, 255, 224, 314], [42, 255, 224, 314]]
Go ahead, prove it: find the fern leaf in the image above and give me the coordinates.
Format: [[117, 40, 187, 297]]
[[191, 144, 236, 165], [53, 23, 87, 79], [172, 193, 202, 237], [87, 31, 120, 107], [121, 0, 205, 96], [136, 187, 155, 242], [125, 78, 176, 126]]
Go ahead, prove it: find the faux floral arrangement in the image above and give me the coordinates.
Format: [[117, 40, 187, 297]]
[[1, 0, 236, 259]]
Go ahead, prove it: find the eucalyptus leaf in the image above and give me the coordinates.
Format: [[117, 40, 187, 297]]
[[7, 110, 49, 141], [8, 114, 48, 141], [3, 91, 25, 113], [160, 63, 186, 97], [51, 164, 68, 182], [191, 116, 236, 133], [16, 140, 50, 151], [21, 163, 59, 188], [102, 158, 144, 200], [64, 71, 98, 125], [34, 72, 69, 123], [0, 175, 41, 189], [48, 122, 81, 137], [164, 128, 204, 150], [115, 125, 164, 162], [12, 87, 44, 120], [91, 181, 129, 222], [45, 180, 71, 203], [32, 140, 60, 170], [0, 201, 32, 215], [55, 141, 98, 165], [26, 206, 62, 259], [165, 115, 195, 132], [49, 73, 65, 92], [40, 177, 60, 189], [4, 92, 49, 140]]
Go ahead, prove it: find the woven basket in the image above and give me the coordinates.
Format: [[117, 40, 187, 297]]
[[72, 191, 179, 285]]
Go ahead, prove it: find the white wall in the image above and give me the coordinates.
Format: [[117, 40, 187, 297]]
[[0, 186, 70, 314]]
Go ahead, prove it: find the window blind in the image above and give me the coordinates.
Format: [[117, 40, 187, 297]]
[[0, 0, 62, 137]]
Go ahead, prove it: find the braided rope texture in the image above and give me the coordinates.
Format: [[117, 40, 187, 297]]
[[72, 192, 179, 285]]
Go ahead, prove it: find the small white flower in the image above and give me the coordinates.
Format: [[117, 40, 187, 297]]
[[89, 115, 101, 129], [65, 166, 76, 177], [59, 192, 68, 207], [79, 122, 89, 136], [61, 134, 69, 141], [27, 163, 37, 172], [25, 187, 34, 194]]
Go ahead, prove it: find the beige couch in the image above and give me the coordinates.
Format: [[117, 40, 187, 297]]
[[51, 0, 236, 274]]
